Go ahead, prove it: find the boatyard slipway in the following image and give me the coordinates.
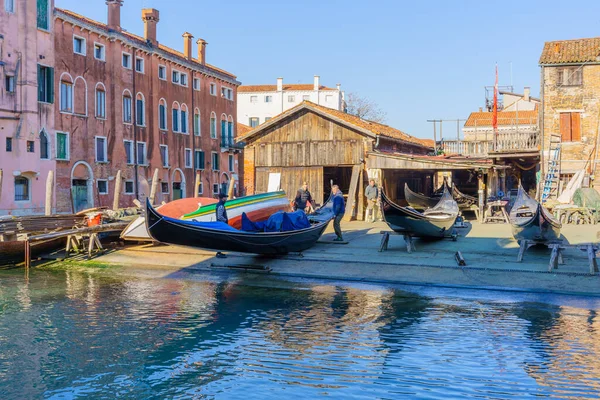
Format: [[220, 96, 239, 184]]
[[50, 220, 600, 296]]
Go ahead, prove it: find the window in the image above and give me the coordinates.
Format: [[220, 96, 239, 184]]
[[159, 100, 167, 131], [194, 150, 205, 170], [95, 136, 107, 162], [37, 0, 49, 30], [6, 137, 12, 152], [137, 142, 147, 165], [97, 180, 108, 195], [14, 177, 30, 201], [213, 183, 219, 195], [123, 140, 133, 164], [194, 110, 201, 136], [60, 79, 73, 112], [56, 132, 69, 160], [158, 65, 167, 80], [197, 182, 203, 195], [227, 118, 234, 146], [249, 117, 259, 128], [288, 95, 295, 102], [73, 36, 86, 56], [265, 95, 273, 103], [172, 70, 180, 84], [5, 75, 15, 93], [220, 116, 227, 147], [210, 83, 217, 96], [185, 148, 192, 168], [123, 92, 132, 123], [27, 141, 34, 153], [250, 95, 258, 103], [135, 58, 144, 73], [560, 112, 582, 142], [326, 95, 333, 102], [40, 130, 49, 160], [160, 144, 169, 167], [5, 0, 14, 13], [221, 87, 233, 100], [180, 73, 188, 86], [96, 86, 106, 119], [557, 67, 583, 87], [37, 65, 54, 103], [180, 105, 188, 134], [229, 154, 234, 172], [303, 95, 310, 101], [172, 103, 180, 132], [161, 182, 169, 194], [122, 53, 132, 69], [210, 113, 217, 139], [264, 117, 271, 122], [94, 43, 105, 61], [136, 93, 145, 126], [193, 78, 200, 91], [212, 152, 219, 171], [125, 181, 134, 194]]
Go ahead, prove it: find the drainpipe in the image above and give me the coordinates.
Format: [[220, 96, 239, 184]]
[[191, 71, 196, 198], [132, 46, 139, 199]]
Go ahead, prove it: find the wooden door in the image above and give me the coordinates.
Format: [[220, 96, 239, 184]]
[[72, 179, 88, 213]]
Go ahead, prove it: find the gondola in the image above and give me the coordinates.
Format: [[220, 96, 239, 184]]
[[382, 185, 459, 238], [404, 183, 439, 209], [452, 186, 478, 210], [145, 197, 333, 255], [509, 185, 561, 242]]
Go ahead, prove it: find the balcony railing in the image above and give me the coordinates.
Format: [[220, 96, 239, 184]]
[[441, 131, 540, 157]]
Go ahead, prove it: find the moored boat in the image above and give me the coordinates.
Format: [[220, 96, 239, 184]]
[[382, 186, 459, 238], [404, 183, 439, 210], [509, 185, 561, 242]]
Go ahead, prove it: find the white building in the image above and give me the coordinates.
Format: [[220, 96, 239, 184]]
[[237, 76, 345, 128]]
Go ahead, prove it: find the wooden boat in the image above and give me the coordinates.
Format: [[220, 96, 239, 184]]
[[121, 191, 290, 241], [404, 183, 439, 210], [509, 185, 561, 242], [452, 186, 478, 210], [382, 185, 459, 238], [145, 198, 332, 255]]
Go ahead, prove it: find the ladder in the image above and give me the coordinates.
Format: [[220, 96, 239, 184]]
[[541, 134, 562, 203]]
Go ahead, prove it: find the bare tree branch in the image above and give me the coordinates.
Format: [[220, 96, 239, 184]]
[[345, 92, 387, 123]]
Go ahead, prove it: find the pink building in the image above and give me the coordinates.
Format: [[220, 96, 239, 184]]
[[0, 0, 56, 215]]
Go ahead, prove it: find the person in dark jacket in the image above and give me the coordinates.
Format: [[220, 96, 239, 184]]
[[293, 182, 314, 213], [215, 193, 228, 223], [331, 185, 346, 241]]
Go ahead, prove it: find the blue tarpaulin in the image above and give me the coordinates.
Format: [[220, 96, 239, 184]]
[[168, 216, 239, 232], [241, 211, 311, 233]]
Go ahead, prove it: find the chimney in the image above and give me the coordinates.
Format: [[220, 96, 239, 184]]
[[197, 38, 207, 65], [524, 87, 530, 102], [479, 107, 483, 112], [313, 75, 320, 91], [183, 32, 194, 60], [106, 0, 123, 32], [141, 9, 159, 46], [277, 77, 283, 91], [336, 83, 341, 91]]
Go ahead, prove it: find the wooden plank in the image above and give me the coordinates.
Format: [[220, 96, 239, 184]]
[[343, 164, 361, 222], [357, 169, 364, 221], [571, 112, 581, 142]]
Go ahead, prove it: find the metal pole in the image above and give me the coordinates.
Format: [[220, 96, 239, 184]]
[[457, 119, 460, 141]]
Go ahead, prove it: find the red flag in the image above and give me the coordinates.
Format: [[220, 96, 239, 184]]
[[492, 64, 498, 131]]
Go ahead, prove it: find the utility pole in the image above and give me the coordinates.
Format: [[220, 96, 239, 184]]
[[428, 119, 467, 152]]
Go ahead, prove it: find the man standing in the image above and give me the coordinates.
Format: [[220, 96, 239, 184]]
[[293, 181, 314, 213], [215, 193, 228, 224], [332, 185, 346, 242], [365, 179, 379, 223]]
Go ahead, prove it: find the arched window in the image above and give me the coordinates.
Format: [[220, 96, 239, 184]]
[[136, 93, 145, 126], [14, 176, 30, 201], [122, 90, 132, 123], [180, 104, 188, 134], [40, 129, 49, 160], [95, 83, 106, 119], [172, 102, 180, 132], [227, 115, 234, 147], [220, 114, 227, 147], [73, 76, 87, 115], [210, 112, 217, 139], [158, 98, 167, 131], [194, 108, 200, 136], [59, 73, 74, 113]]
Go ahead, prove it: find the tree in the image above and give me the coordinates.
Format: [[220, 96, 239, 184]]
[[345, 92, 387, 123]]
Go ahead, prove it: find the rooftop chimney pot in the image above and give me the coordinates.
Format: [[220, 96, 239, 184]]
[[277, 77, 283, 91], [197, 38, 207, 66], [314, 75, 320, 91], [183, 32, 194, 60], [141, 8, 160, 46], [106, 0, 123, 32], [523, 87, 531, 102]]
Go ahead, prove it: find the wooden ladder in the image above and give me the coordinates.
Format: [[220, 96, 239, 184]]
[[542, 134, 562, 203]]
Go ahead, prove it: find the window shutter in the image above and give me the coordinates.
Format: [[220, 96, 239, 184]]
[[37, 64, 43, 101], [571, 112, 581, 142], [48, 67, 54, 103], [560, 113, 572, 142]]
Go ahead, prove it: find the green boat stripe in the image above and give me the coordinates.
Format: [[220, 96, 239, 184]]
[[182, 191, 287, 219]]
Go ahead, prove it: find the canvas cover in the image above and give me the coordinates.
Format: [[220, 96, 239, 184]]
[[424, 185, 459, 216], [573, 188, 600, 210], [241, 211, 311, 233]]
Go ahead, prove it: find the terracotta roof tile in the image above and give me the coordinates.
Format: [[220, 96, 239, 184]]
[[237, 122, 252, 136], [464, 110, 538, 127], [238, 84, 336, 92], [56, 8, 237, 79], [539, 37, 600, 64]]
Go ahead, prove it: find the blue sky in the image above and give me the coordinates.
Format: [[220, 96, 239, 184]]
[[56, 0, 600, 139]]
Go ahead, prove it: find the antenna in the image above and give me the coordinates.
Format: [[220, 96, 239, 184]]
[[510, 62, 513, 88]]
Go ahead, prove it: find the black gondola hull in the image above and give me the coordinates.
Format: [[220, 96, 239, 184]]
[[511, 204, 561, 242], [146, 200, 330, 255], [404, 184, 439, 210]]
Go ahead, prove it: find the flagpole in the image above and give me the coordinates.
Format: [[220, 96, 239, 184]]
[[493, 64, 499, 152]]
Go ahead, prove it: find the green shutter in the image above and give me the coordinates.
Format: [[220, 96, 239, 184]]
[[48, 67, 54, 103], [37, 0, 49, 30], [57, 133, 66, 159], [37, 64, 43, 101]]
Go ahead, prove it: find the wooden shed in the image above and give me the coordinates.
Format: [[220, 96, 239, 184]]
[[237, 101, 433, 218]]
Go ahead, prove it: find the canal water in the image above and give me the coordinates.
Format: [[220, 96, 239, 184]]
[[1, 268, 600, 399]]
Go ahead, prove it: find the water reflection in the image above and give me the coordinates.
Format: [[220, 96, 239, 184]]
[[0, 269, 599, 399]]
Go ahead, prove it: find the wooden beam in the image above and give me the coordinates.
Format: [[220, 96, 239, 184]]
[[343, 164, 361, 222], [357, 168, 364, 221], [113, 170, 122, 210], [45, 171, 54, 216], [149, 168, 159, 205]]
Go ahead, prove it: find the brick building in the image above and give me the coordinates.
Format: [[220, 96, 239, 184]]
[[53, 1, 240, 212], [539, 37, 600, 193]]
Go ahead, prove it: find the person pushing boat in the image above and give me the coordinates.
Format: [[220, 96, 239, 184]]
[[293, 182, 314, 213], [332, 185, 346, 242]]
